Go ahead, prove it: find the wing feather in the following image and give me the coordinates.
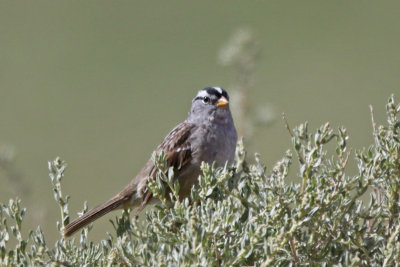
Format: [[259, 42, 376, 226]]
[[139, 122, 196, 207]]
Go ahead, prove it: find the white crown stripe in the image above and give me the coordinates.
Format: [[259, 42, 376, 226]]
[[212, 87, 223, 94]]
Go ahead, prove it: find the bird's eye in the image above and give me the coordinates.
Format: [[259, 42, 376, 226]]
[[202, 96, 210, 104]]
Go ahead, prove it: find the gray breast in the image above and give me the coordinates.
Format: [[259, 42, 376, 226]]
[[191, 121, 237, 167]]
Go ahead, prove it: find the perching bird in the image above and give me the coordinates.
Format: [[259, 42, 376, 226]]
[[64, 87, 237, 237]]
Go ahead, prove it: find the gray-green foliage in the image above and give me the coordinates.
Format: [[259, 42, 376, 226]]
[[1, 96, 400, 266]]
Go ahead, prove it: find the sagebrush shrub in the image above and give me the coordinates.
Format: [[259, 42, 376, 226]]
[[0, 96, 399, 266]]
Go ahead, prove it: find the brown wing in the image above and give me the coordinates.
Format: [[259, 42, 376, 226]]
[[138, 122, 196, 210], [64, 123, 196, 236], [157, 122, 195, 169]]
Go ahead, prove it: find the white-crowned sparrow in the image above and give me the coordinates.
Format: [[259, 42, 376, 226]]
[[64, 87, 237, 237]]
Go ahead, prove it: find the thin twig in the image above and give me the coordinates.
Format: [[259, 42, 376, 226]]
[[283, 113, 305, 164], [214, 235, 221, 267], [289, 238, 300, 266], [367, 187, 380, 233], [342, 148, 352, 170], [282, 113, 294, 137], [369, 105, 379, 146]]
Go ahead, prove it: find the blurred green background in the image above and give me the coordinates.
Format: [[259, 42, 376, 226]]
[[1, 1, 399, 241]]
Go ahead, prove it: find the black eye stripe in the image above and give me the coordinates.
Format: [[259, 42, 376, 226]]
[[203, 87, 229, 100], [193, 96, 211, 104], [193, 87, 229, 103]]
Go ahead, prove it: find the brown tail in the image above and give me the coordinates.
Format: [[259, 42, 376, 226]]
[[63, 195, 128, 237]]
